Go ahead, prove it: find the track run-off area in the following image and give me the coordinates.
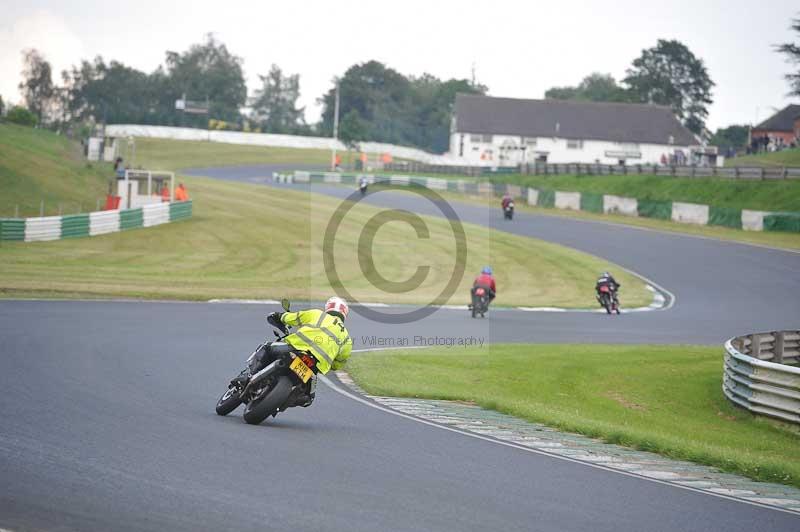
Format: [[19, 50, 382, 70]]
[[1, 164, 799, 532]]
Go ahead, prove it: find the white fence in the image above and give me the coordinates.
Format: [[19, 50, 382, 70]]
[[723, 331, 800, 424], [105, 125, 464, 166]]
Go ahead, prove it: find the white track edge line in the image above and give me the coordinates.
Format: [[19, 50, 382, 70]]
[[320, 370, 797, 516]]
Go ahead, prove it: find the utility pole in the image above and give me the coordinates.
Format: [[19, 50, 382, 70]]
[[331, 79, 340, 171]]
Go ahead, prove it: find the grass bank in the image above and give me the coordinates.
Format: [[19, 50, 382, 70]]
[[0, 175, 650, 307], [727, 148, 800, 168], [0, 123, 112, 217], [347, 344, 800, 488], [434, 189, 800, 251], [372, 170, 800, 212]]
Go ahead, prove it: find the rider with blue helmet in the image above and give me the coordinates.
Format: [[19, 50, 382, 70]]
[[472, 266, 497, 305]]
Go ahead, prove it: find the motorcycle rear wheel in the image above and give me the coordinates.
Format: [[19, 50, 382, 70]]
[[243, 376, 294, 425]]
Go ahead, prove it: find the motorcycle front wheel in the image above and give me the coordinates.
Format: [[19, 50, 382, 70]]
[[216, 386, 243, 416], [243, 376, 294, 425]]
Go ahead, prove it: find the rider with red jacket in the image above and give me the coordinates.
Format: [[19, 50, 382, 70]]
[[472, 266, 497, 304], [501, 193, 513, 210]]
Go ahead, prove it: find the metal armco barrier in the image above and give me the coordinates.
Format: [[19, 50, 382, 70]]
[[723, 331, 800, 424]]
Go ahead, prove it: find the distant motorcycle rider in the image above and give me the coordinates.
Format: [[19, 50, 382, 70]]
[[359, 177, 368, 195], [472, 266, 497, 306], [501, 192, 513, 210], [234, 297, 352, 407], [595, 271, 621, 303]]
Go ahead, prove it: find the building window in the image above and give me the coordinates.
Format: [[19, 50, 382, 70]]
[[566, 139, 583, 149], [469, 134, 494, 144], [525, 138, 537, 147]]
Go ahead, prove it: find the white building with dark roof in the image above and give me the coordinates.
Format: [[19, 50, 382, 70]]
[[450, 94, 712, 166]]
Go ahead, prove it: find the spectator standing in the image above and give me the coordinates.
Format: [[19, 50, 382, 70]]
[[175, 183, 189, 201]]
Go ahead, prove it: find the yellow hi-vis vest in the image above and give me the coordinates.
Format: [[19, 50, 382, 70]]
[[280, 309, 352, 374]]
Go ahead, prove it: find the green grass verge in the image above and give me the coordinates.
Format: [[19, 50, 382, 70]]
[[347, 344, 800, 488], [0, 175, 650, 307], [370, 169, 800, 212], [727, 148, 800, 168], [0, 123, 112, 217], [432, 189, 800, 251]]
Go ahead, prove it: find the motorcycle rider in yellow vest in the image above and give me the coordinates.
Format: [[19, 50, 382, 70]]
[[247, 297, 352, 407]]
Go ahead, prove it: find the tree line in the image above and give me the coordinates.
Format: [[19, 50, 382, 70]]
[[7, 18, 800, 154], [8, 34, 484, 154]]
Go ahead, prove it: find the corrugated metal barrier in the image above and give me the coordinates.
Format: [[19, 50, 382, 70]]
[[724, 331, 800, 424]]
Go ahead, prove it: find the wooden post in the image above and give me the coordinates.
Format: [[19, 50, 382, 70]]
[[774, 331, 785, 364]]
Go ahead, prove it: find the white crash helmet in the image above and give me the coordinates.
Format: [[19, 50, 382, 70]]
[[324, 296, 349, 320]]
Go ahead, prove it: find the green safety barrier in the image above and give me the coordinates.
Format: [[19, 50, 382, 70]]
[[463, 182, 478, 194], [537, 189, 555, 208], [481, 167, 516, 175], [340, 174, 356, 185], [60, 214, 90, 239], [0, 219, 25, 241], [492, 183, 506, 196], [447, 180, 459, 192], [580, 192, 604, 213], [119, 208, 143, 230], [709, 206, 742, 229], [637, 199, 672, 220], [763, 212, 800, 233], [169, 201, 193, 221]]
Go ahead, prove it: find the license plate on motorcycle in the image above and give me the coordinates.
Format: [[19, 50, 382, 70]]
[[290, 357, 313, 383]]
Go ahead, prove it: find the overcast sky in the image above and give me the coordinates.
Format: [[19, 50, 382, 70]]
[[1, 0, 798, 131]]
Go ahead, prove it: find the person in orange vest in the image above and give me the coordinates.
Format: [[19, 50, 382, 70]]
[[175, 183, 189, 201], [160, 183, 171, 202]]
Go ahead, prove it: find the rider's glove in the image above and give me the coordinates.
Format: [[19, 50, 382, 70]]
[[267, 312, 283, 328]]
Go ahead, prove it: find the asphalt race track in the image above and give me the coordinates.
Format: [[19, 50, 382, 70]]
[[1, 165, 798, 531]]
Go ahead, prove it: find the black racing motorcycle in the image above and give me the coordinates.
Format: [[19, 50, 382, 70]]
[[215, 299, 319, 425], [469, 287, 491, 318], [596, 285, 621, 315], [503, 201, 515, 220]]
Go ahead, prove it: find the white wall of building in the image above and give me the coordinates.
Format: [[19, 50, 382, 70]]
[[449, 131, 692, 166]]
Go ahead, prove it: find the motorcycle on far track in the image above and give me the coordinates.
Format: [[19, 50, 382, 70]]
[[503, 200, 515, 220], [215, 299, 319, 425], [469, 287, 491, 318], [596, 285, 621, 315]]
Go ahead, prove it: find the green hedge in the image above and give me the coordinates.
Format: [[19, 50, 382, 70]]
[[763, 213, 800, 233], [638, 199, 672, 220], [709, 206, 743, 229], [580, 192, 604, 213], [537, 189, 555, 208]]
